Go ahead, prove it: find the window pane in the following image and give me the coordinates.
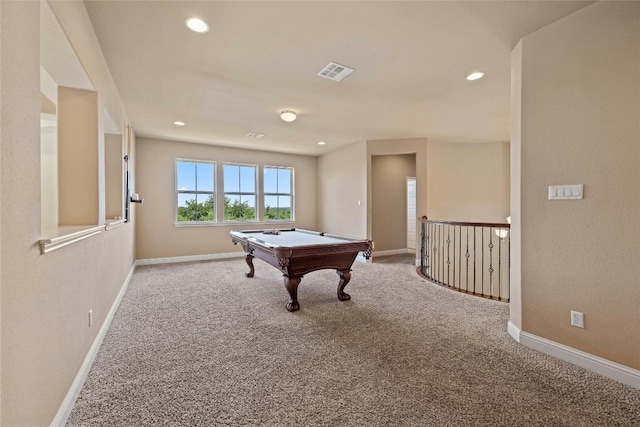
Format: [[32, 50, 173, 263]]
[[197, 163, 214, 192], [240, 166, 255, 192], [224, 194, 255, 220], [178, 193, 194, 206], [176, 160, 215, 223], [278, 195, 291, 209], [177, 193, 196, 222], [278, 169, 291, 193], [265, 195, 278, 219], [224, 165, 239, 192], [196, 193, 214, 221], [177, 161, 195, 191], [265, 195, 278, 208], [278, 196, 291, 219], [264, 168, 277, 193], [241, 195, 256, 220]]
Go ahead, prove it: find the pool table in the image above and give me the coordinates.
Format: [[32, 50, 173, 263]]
[[230, 228, 373, 312]]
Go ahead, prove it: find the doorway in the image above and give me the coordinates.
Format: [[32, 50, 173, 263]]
[[407, 177, 416, 250]]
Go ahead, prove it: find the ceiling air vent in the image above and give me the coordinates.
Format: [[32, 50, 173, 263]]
[[246, 132, 265, 139], [317, 62, 354, 82]]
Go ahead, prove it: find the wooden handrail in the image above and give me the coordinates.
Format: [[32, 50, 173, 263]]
[[421, 218, 510, 229]]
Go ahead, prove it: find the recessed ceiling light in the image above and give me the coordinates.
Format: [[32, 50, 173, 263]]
[[317, 141, 326, 145], [173, 121, 186, 126], [280, 110, 297, 122], [466, 71, 485, 81], [185, 17, 209, 33]]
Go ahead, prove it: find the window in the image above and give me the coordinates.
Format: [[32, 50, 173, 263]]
[[176, 160, 215, 223], [264, 167, 293, 221], [223, 164, 257, 221]]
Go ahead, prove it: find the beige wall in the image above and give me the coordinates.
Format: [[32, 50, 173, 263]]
[[514, 2, 640, 369], [58, 86, 99, 225], [135, 137, 317, 260], [1, 1, 135, 425], [367, 138, 428, 253], [371, 154, 416, 251], [427, 140, 510, 223], [317, 141, 368, 238]]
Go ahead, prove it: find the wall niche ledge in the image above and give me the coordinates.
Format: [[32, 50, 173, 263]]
[[39, 225, 104, 254]]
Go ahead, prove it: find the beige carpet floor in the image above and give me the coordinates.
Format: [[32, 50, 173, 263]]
[[66, 255, 640, 426]]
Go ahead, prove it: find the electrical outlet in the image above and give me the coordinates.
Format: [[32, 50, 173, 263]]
[[570, 310, 584, 328], [88, 309, 93, 328]]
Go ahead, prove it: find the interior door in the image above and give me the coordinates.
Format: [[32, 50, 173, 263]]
[[407, 177, 416, 250]]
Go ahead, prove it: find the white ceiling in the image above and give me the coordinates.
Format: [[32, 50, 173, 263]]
[[82, 1, 593, 156]]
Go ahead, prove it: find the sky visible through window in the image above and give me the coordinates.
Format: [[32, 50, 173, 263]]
[[176, 163, 291, 211], [177, 161, 214, 208]]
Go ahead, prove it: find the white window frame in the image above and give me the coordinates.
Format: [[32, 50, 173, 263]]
[[223, 162, 258, 223], [263, 166, 294, 222], [175, 159, 216, 225]]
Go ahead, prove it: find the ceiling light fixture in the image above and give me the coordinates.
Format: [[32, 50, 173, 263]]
[[466, 71, 485, 81], [317, 141, 326, 145], [185, 17, 209, 33], [280, 110, 297, 122], [173, 121, 186, 126]]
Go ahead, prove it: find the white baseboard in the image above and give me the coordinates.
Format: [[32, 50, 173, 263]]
[[507, 320, 521, 342], [507, 321, 639, 389], [51, 263, 137, 427], [373, 248, 410, 257], [136, 251, 244, 266]]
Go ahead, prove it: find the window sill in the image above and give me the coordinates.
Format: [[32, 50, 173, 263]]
[[39, 225, 104, 254], [174, 220, 295, 228], [105, 219, 126, 230]]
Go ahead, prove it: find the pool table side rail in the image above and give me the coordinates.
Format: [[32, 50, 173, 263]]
[[230, 229, 372, 254]]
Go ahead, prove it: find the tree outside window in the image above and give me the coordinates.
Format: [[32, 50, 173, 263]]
[[223, 164, 257, 221], [176, 160, 215, 222], [264, 167, 293, 220]]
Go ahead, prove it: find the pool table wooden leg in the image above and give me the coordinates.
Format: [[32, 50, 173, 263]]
[[284, 276, 301, 312], [336, 269, 352, 301], [244, 254, 255, 278]]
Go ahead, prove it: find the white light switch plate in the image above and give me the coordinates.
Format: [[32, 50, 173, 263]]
[[549, 184, 583, 200]]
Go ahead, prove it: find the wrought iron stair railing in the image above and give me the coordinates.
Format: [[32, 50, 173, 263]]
[[419, 219, 510, 302]]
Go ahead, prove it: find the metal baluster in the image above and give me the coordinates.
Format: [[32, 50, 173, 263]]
[[453, 226, 456, 290], [481, 228, 484, 297], [446, 225, 451, 286], [498, 227, 502, 300], [441, 225, 445, 285], [459, 225, 462, 291], [473, 226, 477, 295], [433, 224, 437, 282], [428, 223, 432, 280], [488, 228, 494, 298], [465, 226, 469, 292], [420, 221, 426, 274]]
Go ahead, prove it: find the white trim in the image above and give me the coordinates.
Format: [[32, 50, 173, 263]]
[[373, 248, 409, 257], [135, 252, 244, 266], [507, 322, 639, 389], [51, 263, 137, 427], [39, 225, 104, 254], [507, 320, 521, 342], [104, 219, 126, 231]]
